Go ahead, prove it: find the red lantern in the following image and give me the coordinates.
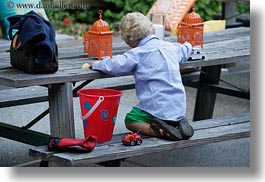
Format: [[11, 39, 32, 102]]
[[177, 8, 204, 47], [83, 10, 113, 60]]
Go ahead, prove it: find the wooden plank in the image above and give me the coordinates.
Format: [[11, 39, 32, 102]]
[[0, 76, 135, 107], [184, 81, 250, 99], [0, 52, 250, 88], [0, 33, 76, 52], [0, 28, 250, 62], [55, 28, 250, 59], [0, 86, 47, 108], [0, 27, 250, 88], [0, 39, 11, 53], [29, 113, 250, 166], [0, 35, 250, 70], [48, 83, 75, 138], [0, 67, 241, 109], [0, 67, 107, 88], [190, 113, 249, 129], [49, 122, 250, 166]]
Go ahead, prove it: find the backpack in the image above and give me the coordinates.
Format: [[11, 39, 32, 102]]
[[8, 11, 58, 74]]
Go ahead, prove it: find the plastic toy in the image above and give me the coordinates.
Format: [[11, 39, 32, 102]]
[[188, 46, 206, 61], [122, 131, 143, 146]]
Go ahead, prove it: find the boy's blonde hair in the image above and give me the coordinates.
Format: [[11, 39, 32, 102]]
[[119, 12, 154, 48]]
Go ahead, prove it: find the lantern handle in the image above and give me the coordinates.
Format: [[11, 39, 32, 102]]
[[98, 10, 103, 19]]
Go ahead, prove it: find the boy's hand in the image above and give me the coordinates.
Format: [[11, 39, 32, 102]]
[[81, 63, 92, 69], [81, 61, 96, 69]]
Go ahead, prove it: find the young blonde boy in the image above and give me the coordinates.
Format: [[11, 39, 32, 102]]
[[92, 12, 194, 140]]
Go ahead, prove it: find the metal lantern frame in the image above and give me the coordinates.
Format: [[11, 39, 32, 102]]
[[83, 10, 113, 60], [177, 8, 204, 48]]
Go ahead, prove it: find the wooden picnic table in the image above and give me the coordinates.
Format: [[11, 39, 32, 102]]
[[0, 27, 250, 145]]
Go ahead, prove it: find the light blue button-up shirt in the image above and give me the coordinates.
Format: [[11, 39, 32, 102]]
[[92, 35, 192, 121]]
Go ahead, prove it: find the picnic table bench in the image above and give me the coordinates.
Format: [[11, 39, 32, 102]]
[[0, 27, 250, 166], [29, 113, 250, 167]]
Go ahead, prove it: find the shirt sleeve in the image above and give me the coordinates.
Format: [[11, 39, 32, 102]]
[[92, 53, 137, 76], [175, 42, 193, 63]]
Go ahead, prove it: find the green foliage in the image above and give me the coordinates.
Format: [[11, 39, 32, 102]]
[[195, 0, 222, 21], [42, 0, 94, 37], [43, 0, 156, 36], [195, 0, 249, 21], [237, 4, 250, 13], [43, 0, 249, 37], [100, 0, 156, 30]]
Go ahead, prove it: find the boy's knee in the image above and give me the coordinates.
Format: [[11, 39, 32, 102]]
[[125, 123, 133, 131], [125, 122, 141, 133]]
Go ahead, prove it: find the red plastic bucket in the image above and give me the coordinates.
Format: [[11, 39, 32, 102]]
[[78, 88, 123, 142]]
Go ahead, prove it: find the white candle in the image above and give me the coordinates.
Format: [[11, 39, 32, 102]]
[[153, 24, 164, 40]]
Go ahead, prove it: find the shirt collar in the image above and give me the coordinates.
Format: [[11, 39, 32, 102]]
[[138, 34, 159, 46]]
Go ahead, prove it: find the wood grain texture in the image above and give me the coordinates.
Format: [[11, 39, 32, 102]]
[[29, 113, 250, 167], [0, 27, 250, 88]]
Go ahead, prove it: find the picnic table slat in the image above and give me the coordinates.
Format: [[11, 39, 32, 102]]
[[29, 113, 250, 166]]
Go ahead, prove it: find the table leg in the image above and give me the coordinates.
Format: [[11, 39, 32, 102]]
[[48, 83, 75, 138], [193, 65, 222, 121]]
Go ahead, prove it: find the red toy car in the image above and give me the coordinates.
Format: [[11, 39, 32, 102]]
[[122, 132, 143, 146]]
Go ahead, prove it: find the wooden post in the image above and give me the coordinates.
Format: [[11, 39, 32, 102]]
[[193, 65, 222, 121], [222, 1, 237, 27], [48, 83, 75, 138]]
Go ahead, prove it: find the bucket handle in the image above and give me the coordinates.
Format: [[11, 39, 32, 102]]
[[82, 96, 104, 121]]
